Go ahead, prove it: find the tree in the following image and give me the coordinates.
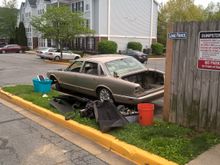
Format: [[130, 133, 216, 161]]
[[31, 6, 93, 58], [157, 0, 205, 45], [0, 0, 18, 42], [17, 22, 27, 46], [2, 0, 17, 9], [204, 2, 220, 21], [0, 7, 17, 42]]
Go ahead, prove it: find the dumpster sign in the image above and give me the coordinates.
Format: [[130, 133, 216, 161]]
[[198, 31, 220, 71]]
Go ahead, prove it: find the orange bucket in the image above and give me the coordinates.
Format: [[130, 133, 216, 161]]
[[137, 103, 154, 126]]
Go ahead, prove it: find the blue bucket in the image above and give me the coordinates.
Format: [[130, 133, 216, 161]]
[[32, 78, 52, 93]]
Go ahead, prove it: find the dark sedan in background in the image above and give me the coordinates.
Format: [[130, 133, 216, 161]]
[[120, 49, 148, 64], [0, 44, 25, 53]]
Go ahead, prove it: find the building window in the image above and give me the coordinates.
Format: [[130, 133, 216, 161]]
[[27, 38, 32, 47], [86, 4, 89, 10], [38, 9, 44, 15], [47, 39, 51, 47], [88, 37, 94, 50], [72, 1, 84, 12], [39, 38, 45, 47], [85, 19, 90, 28]]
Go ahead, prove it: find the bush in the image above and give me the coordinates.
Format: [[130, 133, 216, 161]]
[[151, 43, 164, 55], [98, 40, 117, 54], [127, 42, 142, 51]]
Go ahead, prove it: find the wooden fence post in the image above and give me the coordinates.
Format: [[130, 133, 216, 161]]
[[163, 23, 173, 121]]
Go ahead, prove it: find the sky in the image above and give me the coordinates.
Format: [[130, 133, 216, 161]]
[[0, 0, 219, 8]]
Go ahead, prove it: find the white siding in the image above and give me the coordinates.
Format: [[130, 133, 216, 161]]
[[110, 0, 151, 37], [92, 0, 99, 33], [152, 1, 158, 38], [97, 0, 108, 35]]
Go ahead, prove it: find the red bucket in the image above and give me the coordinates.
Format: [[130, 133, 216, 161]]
[[137, 103, 154, 126]]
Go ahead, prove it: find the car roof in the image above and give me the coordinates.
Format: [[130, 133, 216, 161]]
[[80, 54, 129, 63]]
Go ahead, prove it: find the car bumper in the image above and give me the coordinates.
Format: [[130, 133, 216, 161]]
[[113, 89, 164, 104]]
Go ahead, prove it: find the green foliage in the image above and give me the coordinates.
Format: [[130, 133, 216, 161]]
[[31, 6, 93, 57], [2, 0, 17, 9], [151, 43, 164, 55], [127, 42, 142, 51], [157, 0, 205, 45], [17, 22, 27, 46], [98, 40, 117, 54], [204, 2, 220, 20], [3, 85, 220, 165], [0, 7, 18, 40]]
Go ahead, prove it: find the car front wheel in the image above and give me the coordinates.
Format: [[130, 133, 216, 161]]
[[98, 88, 113, 102], [2, 50, 6, 54], [54, 56, 61, 61]]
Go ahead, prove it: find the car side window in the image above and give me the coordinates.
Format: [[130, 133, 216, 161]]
[[82, 62, 98, 75], [66, 61, 83, 72]]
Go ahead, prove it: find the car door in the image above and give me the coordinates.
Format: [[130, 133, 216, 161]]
[[75, 61, 100, 96], [62, 51, 74, 60], [59, 61, 84, 91]]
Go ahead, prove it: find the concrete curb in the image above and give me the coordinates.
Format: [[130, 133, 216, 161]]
[[0, 89, 177, 165]]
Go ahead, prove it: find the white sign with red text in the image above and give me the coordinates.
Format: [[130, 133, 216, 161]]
[[198, 31, 220, 71]]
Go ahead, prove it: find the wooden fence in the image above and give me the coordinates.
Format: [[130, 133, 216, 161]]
[[164, 21, 220, 132]]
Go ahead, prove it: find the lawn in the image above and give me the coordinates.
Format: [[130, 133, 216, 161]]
[[2, 85, 220, 165]]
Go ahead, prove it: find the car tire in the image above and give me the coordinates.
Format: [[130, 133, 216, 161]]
[[97, 88, 114, 102], [51, 77, 61, 91], [2, 50, 6, 54], [74, 56, 80, 60], [54, 56, 61, 61], [19, 50, 22, 53]]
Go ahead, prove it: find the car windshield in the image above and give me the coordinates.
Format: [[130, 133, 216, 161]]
[[105, 57, 145, 76]]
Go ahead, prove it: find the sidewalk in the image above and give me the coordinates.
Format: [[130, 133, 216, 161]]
[[187, 144, 220, 165], [25, 50, 36, 54]]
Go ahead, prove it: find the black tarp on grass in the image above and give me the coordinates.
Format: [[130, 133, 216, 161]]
[[94, 100, 128, 132]]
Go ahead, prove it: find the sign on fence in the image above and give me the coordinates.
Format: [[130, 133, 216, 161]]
[[198, 31, 220, 71], [168, 32, 187, 39]]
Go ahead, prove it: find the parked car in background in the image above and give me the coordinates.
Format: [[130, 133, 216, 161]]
[[45, 49, 81, 61], [36, 47, 57, 59], [120, 49, 148, 64], [0, 42, 6, 48], [47, 55, 164, 105], [0, 44, 25, 53]]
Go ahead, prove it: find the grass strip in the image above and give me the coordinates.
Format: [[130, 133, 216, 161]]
[[3, 85, 220, 165]]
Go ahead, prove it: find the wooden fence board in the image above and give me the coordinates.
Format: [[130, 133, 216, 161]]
[[176, 23, 187, 124], [217, 21, 220, 133], [170, 23, 179, 122], [183, 22, 199, 127], [163, 23, 174, 121], [207, 21, 220, 130]]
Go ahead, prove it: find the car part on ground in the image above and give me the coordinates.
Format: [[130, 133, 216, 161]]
[[93, 100, 128, 132], [47, 55, 164, 104], [49, 94, 129, 132]]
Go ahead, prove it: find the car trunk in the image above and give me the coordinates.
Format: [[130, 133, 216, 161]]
[[121, 70, 164, 92]]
